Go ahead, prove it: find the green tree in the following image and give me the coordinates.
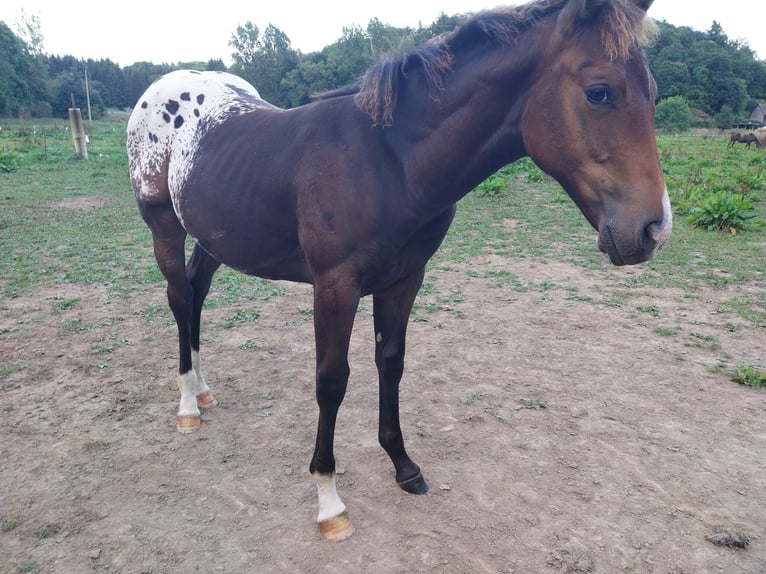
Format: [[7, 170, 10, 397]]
[[654, 60, 691, 100], [0, 21, 47, 117], [230, 22, 299, 106], [714, 104, 736, 130], [656, 96, 692, 132]]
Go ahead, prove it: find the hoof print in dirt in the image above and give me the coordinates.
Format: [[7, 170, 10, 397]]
[[705, 530, 750, 549]]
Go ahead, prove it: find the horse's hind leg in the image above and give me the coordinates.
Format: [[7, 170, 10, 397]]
[[141, 205, 205, 433], [373, 268, 429, 495], [186, 244, 222, 410]]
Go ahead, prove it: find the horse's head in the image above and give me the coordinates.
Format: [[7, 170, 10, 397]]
[[521, 0, 671, 265]]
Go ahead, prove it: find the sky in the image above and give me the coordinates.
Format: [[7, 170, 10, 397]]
[[0, 1, 764, 67]]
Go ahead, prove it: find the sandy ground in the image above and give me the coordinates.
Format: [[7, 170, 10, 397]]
[[2, 248, 765, 573]]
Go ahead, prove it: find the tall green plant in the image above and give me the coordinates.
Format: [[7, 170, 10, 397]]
[[687, 191, 762, 233]]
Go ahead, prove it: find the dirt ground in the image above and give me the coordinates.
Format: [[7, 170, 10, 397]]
[[2, 237, 766, 573]]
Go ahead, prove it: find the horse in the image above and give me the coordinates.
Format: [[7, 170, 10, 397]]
[[127, 0, 672, 541], [728, 131, 761, 149]]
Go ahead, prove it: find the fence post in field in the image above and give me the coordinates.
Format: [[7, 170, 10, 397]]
[[68, 107, 88, 160]]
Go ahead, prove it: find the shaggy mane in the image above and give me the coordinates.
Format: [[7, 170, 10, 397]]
[[322, 0, 657, 127]]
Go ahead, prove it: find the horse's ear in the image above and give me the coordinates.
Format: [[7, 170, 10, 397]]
[[634, 0, 654, 12], [557, 0, 654, 33], [559, 0, 653, 26], [557, 0, 606, 30]]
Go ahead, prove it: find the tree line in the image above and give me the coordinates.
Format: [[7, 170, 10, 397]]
[[1, 13, 764, 127]]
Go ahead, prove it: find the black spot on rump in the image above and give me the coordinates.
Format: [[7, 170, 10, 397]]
[[194, 109, 200, 117], [196, 94, 205, 105], [174, 115, 185, 129], [162, 112, 171, 123], [165, 99, 180, 115], [141, 101, 148, 109], [180, 92, 191, 101]]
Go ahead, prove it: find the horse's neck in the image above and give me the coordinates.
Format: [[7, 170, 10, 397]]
[[396, 38, 540, 205]]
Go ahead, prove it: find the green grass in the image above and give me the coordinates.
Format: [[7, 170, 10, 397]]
[[732, 363, 766, 389]]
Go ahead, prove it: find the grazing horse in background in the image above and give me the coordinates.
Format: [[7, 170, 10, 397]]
[[127, 0, 671, 541], [728, 132, 761, 149]]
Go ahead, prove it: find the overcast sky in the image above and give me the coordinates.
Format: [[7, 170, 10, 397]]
[[1, 1, 763, 66]]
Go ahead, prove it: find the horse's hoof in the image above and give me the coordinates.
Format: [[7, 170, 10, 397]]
[[319, 511, 354, 542], [398, 471, 429, 494], [196, 391, 218, 410], [176, 414, 201, 433]]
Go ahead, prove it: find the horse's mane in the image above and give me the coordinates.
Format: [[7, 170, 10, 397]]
[[319, 0, 658, 127]]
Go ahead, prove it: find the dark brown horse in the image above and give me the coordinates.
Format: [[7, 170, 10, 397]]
[[728, 131, 761, 149], [127, 0, 671, 541]]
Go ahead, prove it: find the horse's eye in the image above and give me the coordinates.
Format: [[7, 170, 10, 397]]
[[585, 85, 612, 105]]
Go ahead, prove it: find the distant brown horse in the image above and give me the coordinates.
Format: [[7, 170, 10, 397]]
[[127, 0, 671, 541], [729, 132, 761, 149]]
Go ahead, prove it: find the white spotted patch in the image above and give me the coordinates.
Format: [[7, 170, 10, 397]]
[[126, 70, 274, 226]]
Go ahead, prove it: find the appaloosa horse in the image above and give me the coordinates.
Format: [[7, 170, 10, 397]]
[[728, 131, 761, 149], [127, 0, 672, 541]]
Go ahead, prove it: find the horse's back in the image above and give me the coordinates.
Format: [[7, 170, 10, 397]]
[[127, 70, 272, 206]]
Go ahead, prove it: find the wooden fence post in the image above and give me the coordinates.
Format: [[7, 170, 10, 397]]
[[68, 107, 88, 160]]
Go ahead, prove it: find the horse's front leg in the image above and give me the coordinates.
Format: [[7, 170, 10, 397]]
[[373, 268, 429, 494], [309, 278, 360, 541]]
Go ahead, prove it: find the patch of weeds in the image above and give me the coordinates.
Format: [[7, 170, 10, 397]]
[[444, 287, 465, 304], [522, 397, 548, 409], [566, 293, 593, 303], [136, 303, 171, 324], [241, 339, 259, 351], [219, 308, 260, 329], [0, 149, 20, 172], [17, 563, 39, 573], [90, 344, 114, 355], [0, 364, 23, 380], [686, 332, 721, 351], [1, 518, 21, 532], [419, 277, 438, 296], [532, 281, 557, 292], [52, 297, 80, 312], [687, 191, 763, 233], [475, 173, 506, 197], [483, 270, 526, 291], [637, 304, 661, 318], [296, 308, 313, 324], [551, 188, 568, 203], [732, 363, 766, 389], [34, 523, 61, 539], [517, 398, 547, 410], [653, 326, 680, 337], [61, 319, 92, 333], [465, 391, 488, 405]]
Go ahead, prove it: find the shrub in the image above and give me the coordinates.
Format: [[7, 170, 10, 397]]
[[732, 363, 766, 389], [0, 150, 19, 172], [686, 190, 763, 233]]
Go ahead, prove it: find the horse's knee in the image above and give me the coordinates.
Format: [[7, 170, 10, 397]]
[[376, 340, 405, 380], [315, 361, 350, 407]]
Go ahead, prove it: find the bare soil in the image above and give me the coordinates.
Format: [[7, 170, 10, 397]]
[[2, 248, 765, 573]]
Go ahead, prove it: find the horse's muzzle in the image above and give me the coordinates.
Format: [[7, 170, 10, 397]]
[[598, 189, 673, 266]]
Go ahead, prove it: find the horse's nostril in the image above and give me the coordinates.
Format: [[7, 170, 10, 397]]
[[645, 219, 661, 240], [643, 217, 668, 248]]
